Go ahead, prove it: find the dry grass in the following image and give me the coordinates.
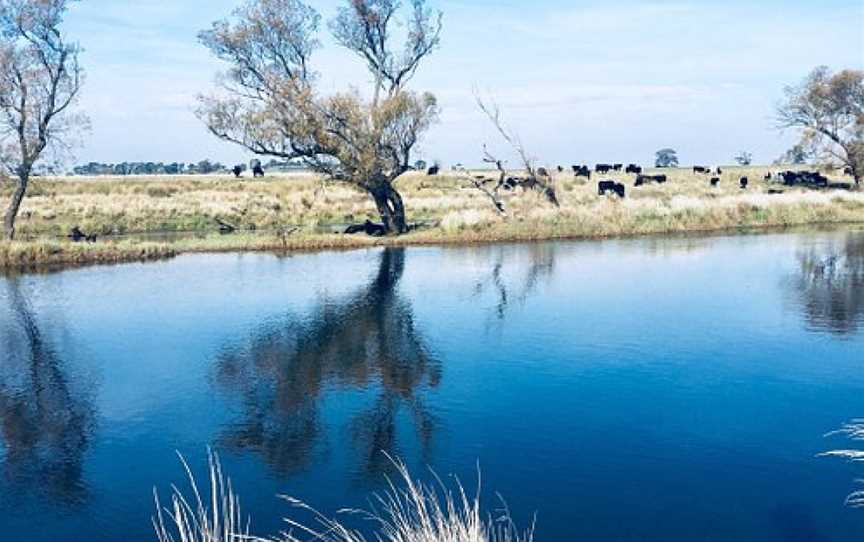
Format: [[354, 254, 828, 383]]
[[2, 166, 862, 270], [153, 452, 533, 542], [4, 166, 859, 237], [0, 239, 176, 270], [820, 420, 864, 508]]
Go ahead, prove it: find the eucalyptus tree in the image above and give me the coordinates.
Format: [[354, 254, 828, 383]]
[[778, 66, 864, 186], [655, 148, 679, 168], [198, 0, 443, 234], [0, 0, 85, 240]]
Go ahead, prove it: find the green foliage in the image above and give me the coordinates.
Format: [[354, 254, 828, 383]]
[[655, 148, 679, 168]]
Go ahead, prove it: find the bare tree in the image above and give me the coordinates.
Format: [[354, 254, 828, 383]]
[[330, 0, 442, 102], [473, 93, 559, 207], [198, 0, 443, 235], [777, 66, 864, 186], [734, 151, 753, 166], [0, 0, 85, 240]]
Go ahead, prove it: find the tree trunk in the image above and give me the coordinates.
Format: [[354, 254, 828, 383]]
[[370, 183, 408, 235], [3, 174, 28, 241]]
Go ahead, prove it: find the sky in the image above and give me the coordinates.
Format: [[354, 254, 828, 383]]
[[63, 0, 864, 168]]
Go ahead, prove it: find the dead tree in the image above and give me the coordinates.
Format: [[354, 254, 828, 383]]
[[475, 93, 560, 207]]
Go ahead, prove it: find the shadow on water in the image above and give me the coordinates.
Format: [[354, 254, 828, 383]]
[[790, 233, 864, 335], [0, 280, 95, 506], [214, 248, 441, 479]]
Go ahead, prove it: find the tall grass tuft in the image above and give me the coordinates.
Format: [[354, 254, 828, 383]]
[[153, 452, 534, 542], [820, 420, 864, 508], [153, 451, 255, 542]]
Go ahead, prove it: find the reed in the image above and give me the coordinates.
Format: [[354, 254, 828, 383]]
[[820, 420, 864, 508], [153, 452, 533, 542]]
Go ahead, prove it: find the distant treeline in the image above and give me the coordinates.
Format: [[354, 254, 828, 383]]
[[66, 159, 307, 177]]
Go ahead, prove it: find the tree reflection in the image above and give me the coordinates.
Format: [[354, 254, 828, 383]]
[[791, 234, 864, 335], [0, 279, 95, 505], [472, 243, 557, 322], [215, 248, 440, 478]]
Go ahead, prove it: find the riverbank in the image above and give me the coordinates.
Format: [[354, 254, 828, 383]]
[[2, 166, 862, 270], [0, 239, 177, 271]]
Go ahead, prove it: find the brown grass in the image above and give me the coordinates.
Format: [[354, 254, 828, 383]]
[[0, 239, 176, 271], [1, 166, 862, 271]]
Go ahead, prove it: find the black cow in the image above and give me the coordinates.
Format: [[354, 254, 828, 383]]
[[344, 220, 387, 237], [693, 166, 709, 174], [596, 164, 613, 173], [68, 226, 86, 242], [68, 226, 97, 243], [635, 174, 668, 187], [232, 165, 243, 178], [573, 165, 591, 179], [710, 177, 720, 187], [252, 165, 265, 178], [625, 164, 643, 175], [781, 170, 828, 188], [613, 164, 623, 171], [739, 176, 749, 189], [427, 165, 440, 176], [764, 172, 773, 181], [557, 165, 564, 173], [598, 180, 626, 198], [503, 177, 521, 190]]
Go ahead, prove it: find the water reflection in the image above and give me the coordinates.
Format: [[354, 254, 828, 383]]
[[472, 244, 557, 322], [0, 280, 95, 505], [792, 234, 864, 335], [215, 248, 440, 478]]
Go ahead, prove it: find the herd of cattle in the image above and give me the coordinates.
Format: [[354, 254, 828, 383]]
[[594, 166, 855, 198], [427, 164, 853, 202], [557, 163, 854, 199], [426, 161, 856, 199], [599, 167, 855, 198]]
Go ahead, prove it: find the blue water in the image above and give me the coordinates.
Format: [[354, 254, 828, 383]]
[[1, 229, 863, 541]]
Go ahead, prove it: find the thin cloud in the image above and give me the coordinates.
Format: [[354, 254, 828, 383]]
[[61, 0, 864, 166]]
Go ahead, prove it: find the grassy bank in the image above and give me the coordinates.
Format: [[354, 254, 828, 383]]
[[0, 239, 176, 271], [1, 165, 862, 270]]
